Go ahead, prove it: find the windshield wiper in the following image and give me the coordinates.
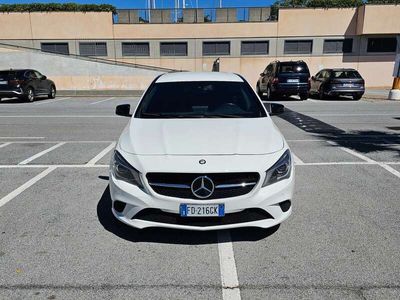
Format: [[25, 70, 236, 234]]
[[141, 112, 206, 118], [205, 114, 243, 118]]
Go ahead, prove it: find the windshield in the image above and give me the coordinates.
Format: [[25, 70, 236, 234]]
[[332, 70, 361, 79], [279, 63, 309, 74], [135, 81, 267, 119]]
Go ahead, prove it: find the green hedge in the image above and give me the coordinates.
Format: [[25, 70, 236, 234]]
[[0, 3, 117, 14]]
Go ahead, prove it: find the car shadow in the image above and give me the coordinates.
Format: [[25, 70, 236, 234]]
[[308, 94, 359, 101], [278, 108, 400, 156], [97, 185, 280, 245]]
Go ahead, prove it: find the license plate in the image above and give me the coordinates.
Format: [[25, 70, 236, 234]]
[[343, 83, 353, 87], [287, 79, 299, 83], [0, 81, 7, 85], [180, 204, 225, 217]]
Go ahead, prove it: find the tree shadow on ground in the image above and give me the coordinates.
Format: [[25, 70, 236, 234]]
[[97, 186, 280, 245], [278, 108, 400, 156]]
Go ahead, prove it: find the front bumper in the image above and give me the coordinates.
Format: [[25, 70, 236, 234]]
[[109, 166, 294, 231], [0, 89, 23, 97]]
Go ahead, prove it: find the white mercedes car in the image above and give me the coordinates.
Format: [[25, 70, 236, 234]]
[[109, 72, 294, 231]]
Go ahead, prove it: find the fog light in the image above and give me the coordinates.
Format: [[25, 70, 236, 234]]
[[113, 200, 126, 213], [279, 200, 291, 212]]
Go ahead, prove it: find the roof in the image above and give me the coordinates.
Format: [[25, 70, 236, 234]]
[[327, 68, 358, 71], [156, 72, 243, 83]]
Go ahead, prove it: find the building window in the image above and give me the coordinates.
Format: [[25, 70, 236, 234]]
[[323, 39, 353, 54], [241, 41, 269, 55], [41, 43, 69, 55], [203, 41, 230, 56], [160, 42, 187, 56], [367, 37, 397, 53], [122, 42, 150, 56], [284, 40, 313, 54], [79, 42, 108, 56]]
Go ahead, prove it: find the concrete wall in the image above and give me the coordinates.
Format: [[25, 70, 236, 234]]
[[0, 46, 163, 91], [361, 5, 400, 34]]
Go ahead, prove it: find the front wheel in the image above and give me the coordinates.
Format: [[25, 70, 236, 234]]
[[299, 93, 308, 101], [48, 85, 56, 99], [319, 88, 325, 100], [266, 86, 274, 101], [24, 87, 35, 102], [256, 84, 263, 99]]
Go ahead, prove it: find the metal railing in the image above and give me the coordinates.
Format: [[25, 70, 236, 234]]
[[0, 42, 180, 73], [114, 7, 276, 24]]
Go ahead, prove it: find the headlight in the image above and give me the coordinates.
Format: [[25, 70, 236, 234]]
[[111, 150, 144, 190], [262, 149, 292, 187]]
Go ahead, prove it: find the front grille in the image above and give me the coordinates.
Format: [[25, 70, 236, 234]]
[[146, 172, 260, 199], [134, 208, 273, 227]]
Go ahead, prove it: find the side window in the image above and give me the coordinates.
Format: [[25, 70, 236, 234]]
[[315, 71, 322, 79], [34, 71, 42, 79], [25, 71, 35, 79], [266, 65, 273, 75]]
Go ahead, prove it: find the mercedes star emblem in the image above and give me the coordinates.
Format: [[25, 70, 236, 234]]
[[191, 176, 214, 199]]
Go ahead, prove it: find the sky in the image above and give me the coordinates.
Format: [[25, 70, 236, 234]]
[[0, 0, 275, 9]]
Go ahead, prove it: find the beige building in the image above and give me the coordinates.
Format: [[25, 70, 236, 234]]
[[0, 4, 399, 91]]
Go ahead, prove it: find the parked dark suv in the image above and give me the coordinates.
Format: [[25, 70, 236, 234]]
[[256, 61, 310, 100], [0, 69, 56, 102], [310, 68, 365, 100]]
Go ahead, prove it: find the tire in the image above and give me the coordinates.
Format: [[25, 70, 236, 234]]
[[48, 85, 56, 99], [319, 88, 325, 100], [300, 93, 308, 101], [256, 84, 263, 99], [266, 86, 273, 101], [353, 94, 362, 100], [24, 87, 35, 102]]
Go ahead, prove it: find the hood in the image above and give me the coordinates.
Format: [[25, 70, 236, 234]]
[[119, 117, 284, 156]]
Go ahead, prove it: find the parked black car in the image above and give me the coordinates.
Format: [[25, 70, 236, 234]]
[[256, 60, 310, 100], [310, 68, 365, 100], [0, 69, 56, 102]]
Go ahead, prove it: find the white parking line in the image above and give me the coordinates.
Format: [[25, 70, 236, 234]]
[[18, 142, 66, 165], [90, 97, 115, 105], [86, 142, 116, 165], [0, 115, 119, 118], [34, 97, 71, 105], [0, 164, 108, 168], [0, 166, 56, 208], [0, 142, 12, 149], [0, 137, 45, 139], [291, 153, 305, 165], [218, 230, 241, 300], [327, 141, 400, 179]]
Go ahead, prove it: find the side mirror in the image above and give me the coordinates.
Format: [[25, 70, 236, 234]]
[[311, 76, 315, 80], [41, 75, 47, 80], [260, 73, 264, 77], [270, 103, 285, 115], [116, 104, 131, 117]]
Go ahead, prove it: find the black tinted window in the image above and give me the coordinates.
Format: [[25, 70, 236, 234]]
[[136, 81, 266, 119], [332, 71, 362, 79], [367, 37, 397, 53], [279, 62, 309, 74]]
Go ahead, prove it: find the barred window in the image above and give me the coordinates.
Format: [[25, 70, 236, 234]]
[[203, 42, 230, 56], [41, 43, 69, 55], [241, 41, 269, 55], [323, 39, 353, 54], [79, 42, 108, 56], [122, 42, 150, 56], [284, 40, 313, 54], [160, 42, 187, 56]]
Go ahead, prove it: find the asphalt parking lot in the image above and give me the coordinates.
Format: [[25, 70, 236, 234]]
[[0, 95, 399, 299]]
